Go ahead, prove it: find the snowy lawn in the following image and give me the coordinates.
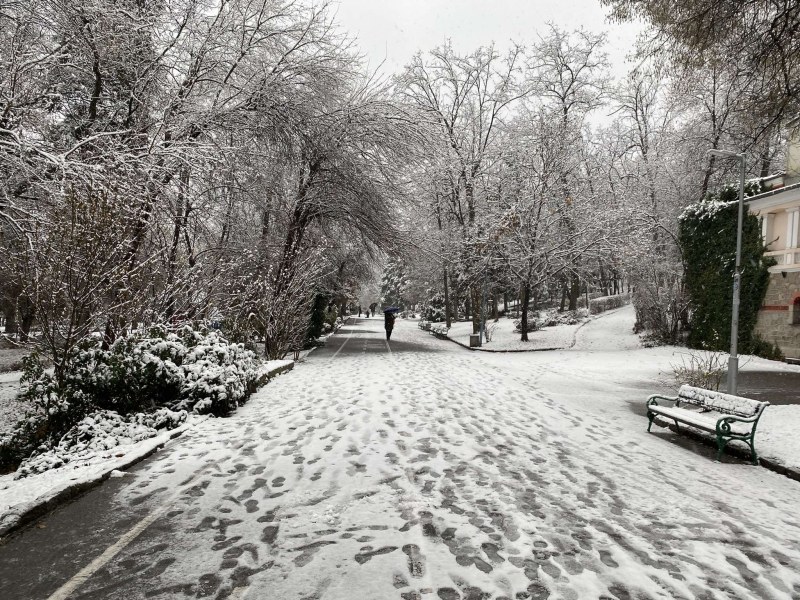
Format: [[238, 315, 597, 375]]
[[0, 348, 28, 373], [442, 305, 641, 352], [446, 316, 581, 350], [0, 371, 24, 436]]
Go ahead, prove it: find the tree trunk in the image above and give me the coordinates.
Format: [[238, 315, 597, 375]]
[[520, 283, 531, 342], [443, 266, 451, 327], [503, 292, 509, 316], [19, 310, 33, 342], [3, 303, 17, 336], [491, 294, 498, 320], [567, 273, 580, 311], [471, 287, 481, 334]]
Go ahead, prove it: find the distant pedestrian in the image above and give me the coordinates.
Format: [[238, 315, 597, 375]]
[[384, 311, 396, 341], [358, 305, 362, 317], [365, 309, 370, 318]]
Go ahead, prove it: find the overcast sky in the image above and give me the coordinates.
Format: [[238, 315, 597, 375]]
[[332, 0, 645, 77]]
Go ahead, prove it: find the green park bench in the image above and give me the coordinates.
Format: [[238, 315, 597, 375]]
[[646, 385, 769, 465]]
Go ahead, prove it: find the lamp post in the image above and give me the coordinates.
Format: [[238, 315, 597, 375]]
[[707, 148, 746, 395]]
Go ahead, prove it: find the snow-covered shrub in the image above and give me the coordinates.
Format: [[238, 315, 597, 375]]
[[1, 327, 260, 472], [669, 349, 726, 391], [102, 326, 187, 413], [176, 330, 259, 415], [589, 293, 630, 315], [430, 324, 449, 337], [324, 308, 338, 330], [513, 319, 537, 333], [536, 309, 588, 327], [422, 288, 446, 322], [15, 408, 187, 478], [0, 345, 103, 469]]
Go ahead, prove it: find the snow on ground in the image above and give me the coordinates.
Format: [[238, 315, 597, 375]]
[[571, 304, 641, 351], [445, 305, 641, 352], [447, 316, 580, 351], [6, 316, 797, 599], [0, 371, 24, 435], [0, 347, 27, 373], [749, 405, 800, 472], [256, 359, 294, 378]]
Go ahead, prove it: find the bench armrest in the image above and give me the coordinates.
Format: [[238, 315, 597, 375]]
[[715, 413, 760, 435], [647, 394, 679, 407]]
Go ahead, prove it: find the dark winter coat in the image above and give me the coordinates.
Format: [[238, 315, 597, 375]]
[[384, 313, 395, 331]]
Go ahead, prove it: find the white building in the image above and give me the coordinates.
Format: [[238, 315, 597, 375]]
[[747, 117, 800, 359]]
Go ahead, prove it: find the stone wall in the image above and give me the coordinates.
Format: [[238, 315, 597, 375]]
[[755, 270, 800, 358]]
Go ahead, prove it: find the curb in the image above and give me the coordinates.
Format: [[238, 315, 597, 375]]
[[444, 335, 565, 353], [651, 418, 800, 483], [0, 361, 295, 540], [0, 421, 196, 540], [425, 326, 566, 353]]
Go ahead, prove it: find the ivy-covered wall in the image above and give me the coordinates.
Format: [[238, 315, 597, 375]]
[[679, 185, 775, 354]]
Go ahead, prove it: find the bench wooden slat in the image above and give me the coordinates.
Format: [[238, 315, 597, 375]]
[[677, 385, 764, 418], [648, 405, 752, 435]]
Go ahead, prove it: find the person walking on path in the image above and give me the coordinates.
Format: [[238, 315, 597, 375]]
[[384, 311, 396, 340], [358, 305, 362, 317]]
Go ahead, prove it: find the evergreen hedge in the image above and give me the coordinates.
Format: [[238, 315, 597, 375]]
[[679, 185, 776, 355]]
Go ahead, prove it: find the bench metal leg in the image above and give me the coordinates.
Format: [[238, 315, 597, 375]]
[[715, 436, 728, 462], [748, 440, 759, 466], [673, 419, 680, 432], [647, 411, 654, 432]]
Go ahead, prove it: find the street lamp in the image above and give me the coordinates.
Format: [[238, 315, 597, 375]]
[[707, 148, 746, 395]]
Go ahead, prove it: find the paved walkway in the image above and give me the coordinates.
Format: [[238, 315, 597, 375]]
[[1, 319, 799, 599]]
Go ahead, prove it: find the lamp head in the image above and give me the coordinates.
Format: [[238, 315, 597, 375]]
[[707, 148, 742, 159]]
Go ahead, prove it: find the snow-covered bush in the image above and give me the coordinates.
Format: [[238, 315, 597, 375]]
[[537, 309, 588, 327], [430, 324, 449, 337], [589, 293, 630, 315], [421, 288, 446, 322], [668, 349, 726, 392], [176, 330, 260, 415], [324, 308, 338, 330], [513, 319, 537, 333], [0, 327, 260, 472], [15, 408, 187, 478]]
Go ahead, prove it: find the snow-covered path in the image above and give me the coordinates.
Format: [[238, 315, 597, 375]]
[[2, 318, 800, 599]]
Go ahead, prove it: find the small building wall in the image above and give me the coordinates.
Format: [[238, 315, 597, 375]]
[[770, 211, 789, 249], [755, 270, 800, 358]]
